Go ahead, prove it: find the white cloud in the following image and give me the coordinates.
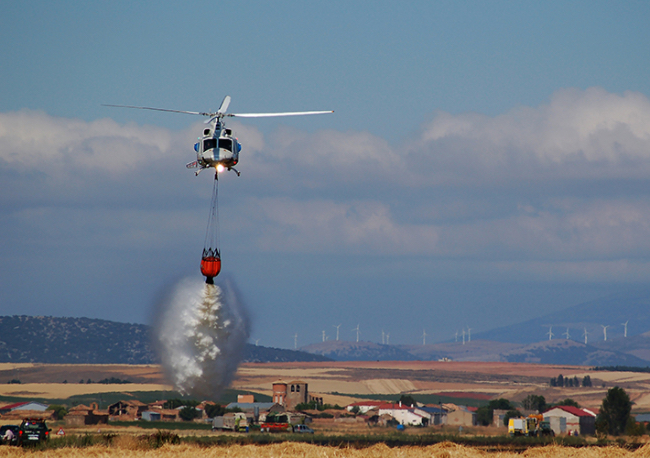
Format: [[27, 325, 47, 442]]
[[3, 88, 650, 283]]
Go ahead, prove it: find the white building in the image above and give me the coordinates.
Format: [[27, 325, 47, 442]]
[[377, 402, 432, 426], [543, 406, 596, 436]]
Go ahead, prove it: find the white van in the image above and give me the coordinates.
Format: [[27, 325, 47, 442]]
[[292, 424, 314, 434]]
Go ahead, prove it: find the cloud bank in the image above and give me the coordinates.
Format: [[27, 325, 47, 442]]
[[2, 87, 650, 288]]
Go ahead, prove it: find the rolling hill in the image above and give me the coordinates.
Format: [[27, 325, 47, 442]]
[[0, 316, 331, 364]]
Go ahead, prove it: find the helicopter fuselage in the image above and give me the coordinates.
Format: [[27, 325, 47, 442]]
[[190, 121, 241, 175]]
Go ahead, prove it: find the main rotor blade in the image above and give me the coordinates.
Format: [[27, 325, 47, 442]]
[[102, 104, 210, 117], [217, 96, 231, 114], [227, 110, 334, 118]]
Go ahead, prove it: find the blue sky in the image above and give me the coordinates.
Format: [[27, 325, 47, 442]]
[[2, 1, 650, 348]]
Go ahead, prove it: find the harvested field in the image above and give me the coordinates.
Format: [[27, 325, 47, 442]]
[[2, 442, 650, 457], [3, 361, 650, 414]]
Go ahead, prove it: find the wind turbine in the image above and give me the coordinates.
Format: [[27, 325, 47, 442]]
[[422, 329, 427, 346], [294, 333, 298, 350], [467, 327, 472, 343], [455, 330, 459, 342], [601, 325, 610, 341], [322, 330, 326, 342], [386, 333, 390, 345], [462, 329, 466, 345], [622, 320, 629, 338], [547, 326, 554, 341], [333, 324, 341, 341], [381, 329, 386, 345], [254, 339, 260, 346], [353, 324, 360, 343], [583, 327, 588, 345], [564, 327, 570, 340]]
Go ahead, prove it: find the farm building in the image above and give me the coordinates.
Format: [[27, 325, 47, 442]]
[[346, 401, 384, 414], [377, 403, 431, 426], [0, 401, 49, 414], [65, 403, 109, 426], [141, 411, 162, 421], [108, 400, 147, 419], [446, 405, 476, 427], [543, 406, 596, 436]]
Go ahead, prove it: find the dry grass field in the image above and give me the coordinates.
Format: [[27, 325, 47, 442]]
[[3, 442, 650, 458]]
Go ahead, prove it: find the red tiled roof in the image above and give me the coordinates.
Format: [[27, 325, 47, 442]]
[[545, 405, 595, 417], [0, 402, 28, 410]]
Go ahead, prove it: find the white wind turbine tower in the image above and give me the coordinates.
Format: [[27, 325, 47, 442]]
[[547, 326, 554, 341], [322, 330, 326, 342], [294, 333, 298, 350], [467, 327, 472, 343], [333, 324, 341, 341], [381, 329, 386, 345], [601, 325, 610, 341], [455, 331, 459, 342], [386, 332, 390, 345], [583, 327, 588, 345], [622, 320, 629, 338], [564, 328, 570, 340], [353, 324, 360, 342], [422, 329, 427, 346], [462, 329, 466, 345]]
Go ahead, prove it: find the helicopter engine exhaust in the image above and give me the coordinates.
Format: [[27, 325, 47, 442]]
[[152, 277, 250, 399]]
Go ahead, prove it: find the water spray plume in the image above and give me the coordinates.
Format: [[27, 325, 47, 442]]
[[153, 277, 250, 400]]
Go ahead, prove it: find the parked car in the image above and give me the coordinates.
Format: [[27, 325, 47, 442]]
[[1, 425, 19, 446], [292, 424, 314, 434], [17, 418, 50, 446]]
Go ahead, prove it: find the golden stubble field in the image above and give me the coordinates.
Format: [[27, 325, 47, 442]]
[[3, 442, 650, 458]]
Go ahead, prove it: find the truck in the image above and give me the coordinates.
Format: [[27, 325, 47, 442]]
[[212, 412, 249, 432], [508, 414, 554, 437]]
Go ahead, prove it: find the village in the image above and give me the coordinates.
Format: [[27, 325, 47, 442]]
[[0, 378, 602, 438]]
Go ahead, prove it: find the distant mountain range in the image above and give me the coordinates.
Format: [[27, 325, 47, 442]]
[[4, 288, 650, 367], [473, 289, 650, 344], [0, 316, 331, 364], [301, 338, 649, 366], [300, 290, 650, 366]]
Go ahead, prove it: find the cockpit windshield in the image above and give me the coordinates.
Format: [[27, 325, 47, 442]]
[[218, 138, 233, 152], [203, 139, 217, 151]]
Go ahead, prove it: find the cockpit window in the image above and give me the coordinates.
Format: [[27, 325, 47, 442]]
[[203, 139, 217, 151], [218, 138, 233, 152]]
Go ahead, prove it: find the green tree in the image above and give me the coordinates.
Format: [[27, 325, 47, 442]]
[[398, 395, 418, 407], [598, 386, 632, 436], [476, 399, 514, 426], [179, 406, 200, 421], [165, 398, 198, 409], [626, 417, 646, 436], [522, 395, 547, 413], [557, 398, 580, 408], [205, 404, 226, 418], [582, 375, 592, 387], [47, 404, 68, 420]]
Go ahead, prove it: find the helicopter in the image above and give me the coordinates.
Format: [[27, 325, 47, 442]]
[[104, 96, 333, 177]]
